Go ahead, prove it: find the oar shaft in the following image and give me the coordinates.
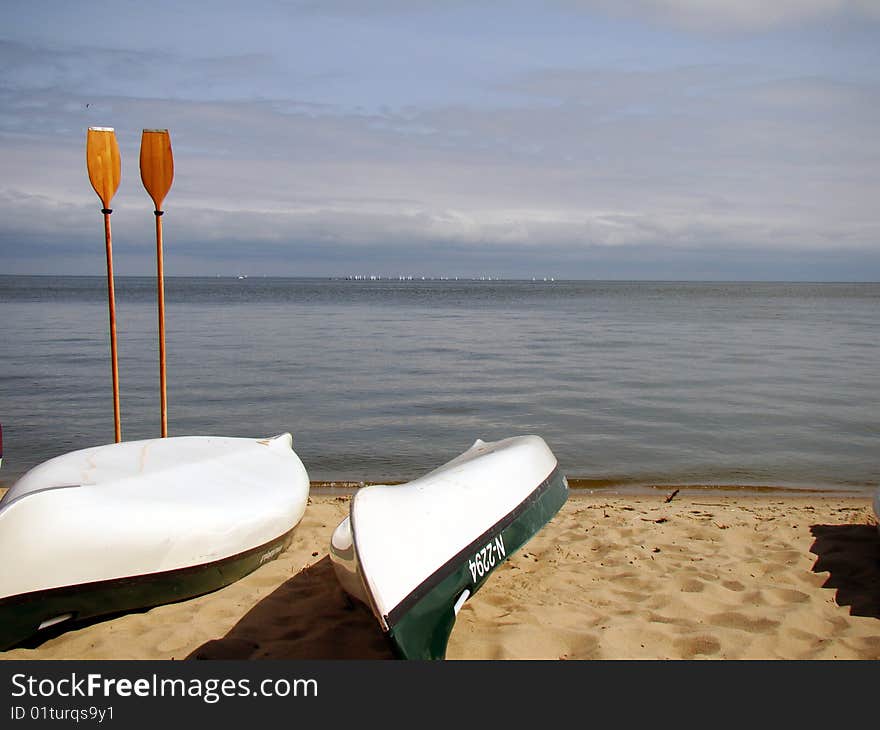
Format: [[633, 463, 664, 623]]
[[155, 211, 168, 438], [103, 210, 122, 443]]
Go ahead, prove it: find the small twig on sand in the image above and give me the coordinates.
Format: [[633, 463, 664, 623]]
[[665, 489, 680, 503]]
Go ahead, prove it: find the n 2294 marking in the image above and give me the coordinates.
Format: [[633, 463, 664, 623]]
[[468, 535, 506, 583]]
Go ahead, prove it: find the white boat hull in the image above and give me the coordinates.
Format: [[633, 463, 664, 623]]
[[330, 435, 568, 659], [0, 433, 309, 650]]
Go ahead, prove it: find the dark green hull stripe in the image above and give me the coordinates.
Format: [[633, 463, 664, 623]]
[[386, 467, 568, 659], [0, 527, 296, 652], [386, 466, 564, 626]]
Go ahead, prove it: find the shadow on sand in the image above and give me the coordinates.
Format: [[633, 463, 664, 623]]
[[809, 523, 880, 619], [187, 556, 395, 660]]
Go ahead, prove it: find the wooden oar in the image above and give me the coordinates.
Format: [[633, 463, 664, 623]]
[[139, 129, 174, 438], [86, 127, 122, 443]]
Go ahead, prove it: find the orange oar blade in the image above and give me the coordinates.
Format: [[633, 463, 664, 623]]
[[86, 127, 121, 209], [140, 129, 174, 211]]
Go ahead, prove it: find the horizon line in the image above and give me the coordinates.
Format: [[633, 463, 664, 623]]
[[1, 274, 879, 285]]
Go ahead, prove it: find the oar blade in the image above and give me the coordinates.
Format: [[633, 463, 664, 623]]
[[86, 127, 121, 209], [139, 129, 174, 211]]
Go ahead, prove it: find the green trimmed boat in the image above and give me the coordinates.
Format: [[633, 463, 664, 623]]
[[329, 435, 568, 659], [0, 432, 309, 651]]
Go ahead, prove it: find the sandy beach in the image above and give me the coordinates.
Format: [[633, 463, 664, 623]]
[[2, 490, 878, 660]]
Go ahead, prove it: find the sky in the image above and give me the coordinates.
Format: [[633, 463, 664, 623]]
[[1, 0, 879, 280]]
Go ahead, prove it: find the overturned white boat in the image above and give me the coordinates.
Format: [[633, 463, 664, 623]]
[[0, 433, 309, 650], [330, 435, 568, 659]]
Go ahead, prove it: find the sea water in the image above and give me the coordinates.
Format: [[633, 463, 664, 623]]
[[1, 276, 878, 493]]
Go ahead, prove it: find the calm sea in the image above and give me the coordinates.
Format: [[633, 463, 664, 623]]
[[1, 276, 878, 494]]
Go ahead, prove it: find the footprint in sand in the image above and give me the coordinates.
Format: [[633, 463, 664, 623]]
[[566, 633, 601, 660], [854, 635, 880, 660], [741, 589, 767, 606], [676, 577, 706, 593], [710, 611, 780, 633], [614, 589, 653, 604], [766, 587, 811, 605], [673, 635, 722, 658]]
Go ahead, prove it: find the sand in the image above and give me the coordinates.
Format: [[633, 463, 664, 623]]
[[2, 491, 878, 660]]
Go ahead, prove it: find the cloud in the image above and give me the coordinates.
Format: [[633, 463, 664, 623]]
[[0, 12, 878, 279], [561, 0, 880, 32], [3, 62, 879, 272]]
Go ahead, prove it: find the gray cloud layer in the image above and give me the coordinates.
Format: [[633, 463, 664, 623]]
[[1, 3, 879, 279], [563, 1, 880, 31]]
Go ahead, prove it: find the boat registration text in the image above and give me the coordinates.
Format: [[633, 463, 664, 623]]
[[467, 535, 506, 583]]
